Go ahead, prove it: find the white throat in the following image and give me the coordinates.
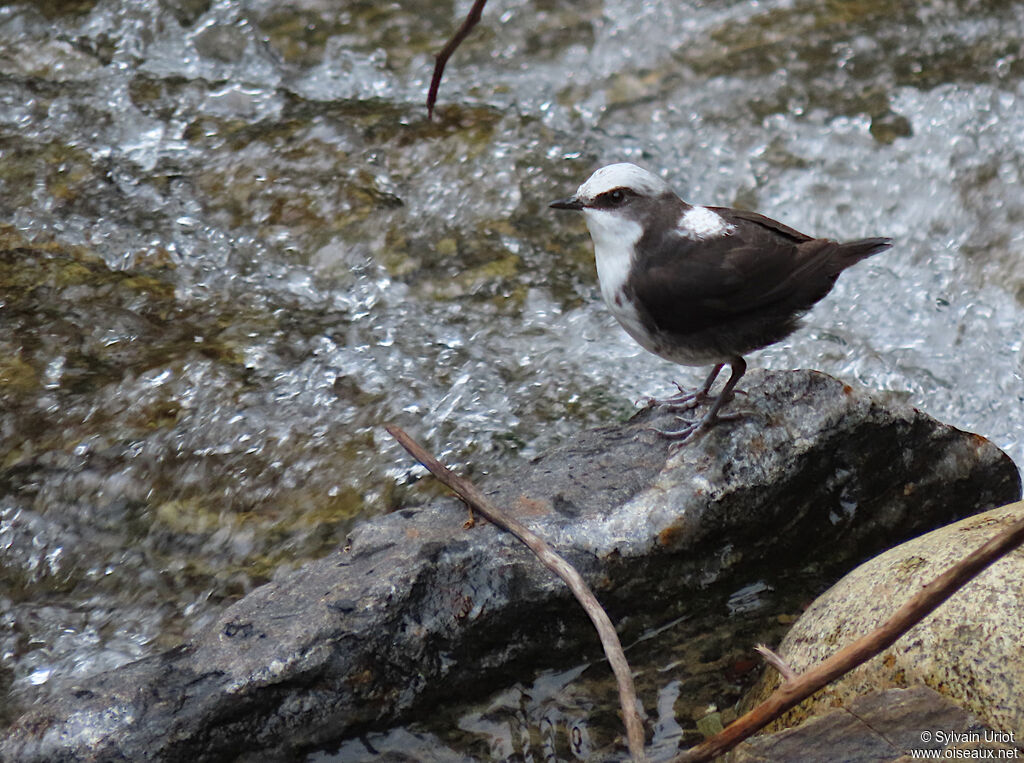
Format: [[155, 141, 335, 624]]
[[581, 208, 658, 354], [582, 208, 641, 303]]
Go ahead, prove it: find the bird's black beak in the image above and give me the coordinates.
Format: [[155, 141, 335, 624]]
[[549, 196, 584, 211]]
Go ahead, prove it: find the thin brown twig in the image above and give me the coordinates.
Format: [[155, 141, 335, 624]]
[[426, 0, 488, 119], [386, 424, 646, 762], [676, 501, 1024, 762], [754, 644, 798, 683]]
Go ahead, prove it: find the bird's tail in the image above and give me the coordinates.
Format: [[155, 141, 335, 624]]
[[834, 237, 893, 268]]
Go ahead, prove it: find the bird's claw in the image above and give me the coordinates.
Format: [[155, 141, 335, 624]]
[[643, 380, 708, 412], [647, 410, 750, 446], [646, 419, 705, 443]]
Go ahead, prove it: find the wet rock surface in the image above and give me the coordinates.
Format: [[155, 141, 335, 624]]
[[1, 370, 1020, 761]]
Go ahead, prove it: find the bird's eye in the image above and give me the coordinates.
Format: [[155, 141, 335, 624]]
[[593, 188, 631, 208]]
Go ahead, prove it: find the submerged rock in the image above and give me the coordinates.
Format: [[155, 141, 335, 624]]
[[1, 370, 1019, 761], [747, 499, 1024, 740]]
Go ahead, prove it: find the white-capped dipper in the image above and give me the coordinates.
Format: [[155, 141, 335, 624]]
[[550, 162, 892, 442]]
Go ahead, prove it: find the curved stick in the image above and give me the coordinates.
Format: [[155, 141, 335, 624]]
[[386, 424, 646, 761]]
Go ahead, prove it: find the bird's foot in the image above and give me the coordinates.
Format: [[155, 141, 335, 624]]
[[646, 417, 704, 443], [641, 381, 710, 412], [647, 410, 748, 445]]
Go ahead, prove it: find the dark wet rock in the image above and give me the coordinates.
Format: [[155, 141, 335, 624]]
[[870, 109, 914, 144], [1, 370, 1020, 762], [29, 0, 99, 19], [746, 500, 1024, 740], [726, 686, 1018, 762]]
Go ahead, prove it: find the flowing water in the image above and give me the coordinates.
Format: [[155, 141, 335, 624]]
[[1, 0, 1022, 755]]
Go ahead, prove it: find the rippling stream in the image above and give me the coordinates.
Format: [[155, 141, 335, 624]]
[[1, 0, 1022, 756]]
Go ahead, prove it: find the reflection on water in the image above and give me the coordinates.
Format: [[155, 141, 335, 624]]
[[0, 0, 1022, 751], [315, 581, 798, 761]]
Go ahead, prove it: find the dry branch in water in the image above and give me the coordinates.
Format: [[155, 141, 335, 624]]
[[677, 500, 1024, 762], [426, 0, 488, 119], [385, 424, 646, 761]]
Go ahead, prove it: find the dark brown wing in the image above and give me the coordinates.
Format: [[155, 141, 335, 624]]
[[706, 206, 814, 243], [628, 209, 886, 338]]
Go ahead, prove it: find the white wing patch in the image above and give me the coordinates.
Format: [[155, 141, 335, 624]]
[[677, 206, 735, 240]]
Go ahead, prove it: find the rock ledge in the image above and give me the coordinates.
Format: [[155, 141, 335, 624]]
[[2, 370, 1019, 761]]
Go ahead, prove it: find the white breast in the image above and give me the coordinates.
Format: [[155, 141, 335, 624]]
[[582, 209, 640, 304], [581, 209, 661, 354]]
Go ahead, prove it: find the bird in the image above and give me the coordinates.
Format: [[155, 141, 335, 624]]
[[549, 162, 892, 442]]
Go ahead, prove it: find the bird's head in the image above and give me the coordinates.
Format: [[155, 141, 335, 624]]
[[550, 163, 675, 211], [550, 163, 680, 248]]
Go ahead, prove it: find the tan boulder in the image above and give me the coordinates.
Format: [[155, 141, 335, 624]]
[[751, 500, 1024, 739]]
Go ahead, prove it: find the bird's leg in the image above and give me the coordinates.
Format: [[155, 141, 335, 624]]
[[644, 364, 724, 411], [650, 356, 748, 443], [698, 363, 724, 398]]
